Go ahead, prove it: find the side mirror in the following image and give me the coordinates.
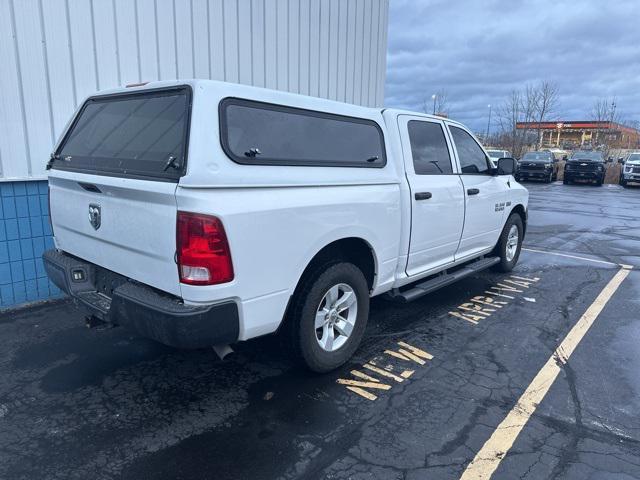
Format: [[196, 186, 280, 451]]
[[562, 155, 568, 161], [618, 157, 625, 164], [496, 157, 516, 175], [607, 157, 613, 163]]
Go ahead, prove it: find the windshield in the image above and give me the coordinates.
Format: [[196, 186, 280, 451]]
[[570, 151, 603, 161], [627, 154, 640, 161], [522, 152, 552, 161], [487, 150, 504, 158], [54, 86, 191, 181]]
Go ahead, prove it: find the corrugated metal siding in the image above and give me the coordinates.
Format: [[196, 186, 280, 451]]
[[0, 0, 389, 181]]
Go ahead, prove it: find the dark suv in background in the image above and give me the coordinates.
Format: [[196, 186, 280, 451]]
[[516, 151, 558, 183], [563, 150, 605, 186]]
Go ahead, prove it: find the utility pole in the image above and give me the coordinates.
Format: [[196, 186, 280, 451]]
[[485, 104, 492, 144], [609, 100, 616, 150], [610, 100, 616, 124]]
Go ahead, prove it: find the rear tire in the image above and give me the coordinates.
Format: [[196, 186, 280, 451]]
[[493, 213, 523, 273], [285, 262, 369, 373]]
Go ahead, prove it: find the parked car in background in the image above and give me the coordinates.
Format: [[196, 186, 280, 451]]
[[620, 152, 640, 187], [43, 80, 528, 372], [516, 151, 558, 183], [545, 148, 570, 162], [563, 150, 606, 186], [486, 149, 512, 167]]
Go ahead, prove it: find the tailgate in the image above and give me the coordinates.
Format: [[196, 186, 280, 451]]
[[47, 85, 192, 297], [49, 174, 181, 296]]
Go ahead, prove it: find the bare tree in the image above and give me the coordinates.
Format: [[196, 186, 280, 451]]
[[534, 81, 559, 148], [591, 98, 611, 122], [521, 84, 541, 150], [496, 90, 522, 156], [493, 81, 563, 157], [423, 88, 449, 116], [591, 97, 623, 124], [495, 85, 541, 157], [522, 84, 539, 123], [590, 97, 623, 158]]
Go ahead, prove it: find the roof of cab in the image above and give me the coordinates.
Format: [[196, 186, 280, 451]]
[[381, 107, 465, 127]]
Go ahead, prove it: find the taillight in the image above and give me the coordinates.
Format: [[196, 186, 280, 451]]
[[176, 212, 234, 286]]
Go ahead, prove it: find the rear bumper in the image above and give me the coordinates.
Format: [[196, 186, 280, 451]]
[[43, 249, 239, 348]]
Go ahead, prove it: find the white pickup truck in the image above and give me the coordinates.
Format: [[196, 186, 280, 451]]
[[44, 80, 528, 372]]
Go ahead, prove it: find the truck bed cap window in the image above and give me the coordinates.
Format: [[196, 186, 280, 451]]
[[220, 98, 386, 168], [52, 86, 191, 181]]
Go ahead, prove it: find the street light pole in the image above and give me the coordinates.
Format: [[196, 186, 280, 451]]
[[485, 104, 492, 144], [432, 94, 437, 115]]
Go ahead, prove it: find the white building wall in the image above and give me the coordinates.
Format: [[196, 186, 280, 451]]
[[0, 0, 389, 181]]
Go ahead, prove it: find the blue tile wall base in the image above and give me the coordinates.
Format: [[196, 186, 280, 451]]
[[0, 180, 64, 309]]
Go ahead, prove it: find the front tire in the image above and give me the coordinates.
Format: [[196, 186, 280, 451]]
[[286, 262, 369, 373], [493, 213, 523, 273], [563, 175, 570, 185]]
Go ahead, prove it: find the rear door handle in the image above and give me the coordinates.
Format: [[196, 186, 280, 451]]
[[467, 188, 480, 195], [414, 192, 432, 200]]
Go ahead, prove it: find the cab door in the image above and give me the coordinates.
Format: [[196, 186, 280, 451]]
[[399, 115, 465, 276], [446, 123, 508, 260]]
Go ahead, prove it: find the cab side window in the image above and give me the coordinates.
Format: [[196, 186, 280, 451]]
[[407, 120, 453, 175], [450, 126, 491, 174]]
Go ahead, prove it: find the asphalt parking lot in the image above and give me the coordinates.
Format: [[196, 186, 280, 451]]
[[1, 182, 639, 480]]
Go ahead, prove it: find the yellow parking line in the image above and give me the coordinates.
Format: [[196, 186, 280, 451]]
[[460, 265, 632, 480]]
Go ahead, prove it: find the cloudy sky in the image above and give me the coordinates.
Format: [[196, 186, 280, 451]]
[[385, 0, 640, 132]]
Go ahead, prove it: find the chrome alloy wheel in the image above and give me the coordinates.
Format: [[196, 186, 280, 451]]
[[506, 224, 519, 262], [315, 283, 358, 352]]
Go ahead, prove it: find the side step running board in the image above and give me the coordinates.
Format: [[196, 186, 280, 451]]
[[390, 256, 500, 303]]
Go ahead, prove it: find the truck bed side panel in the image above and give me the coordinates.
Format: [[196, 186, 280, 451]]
[[175, 183, 401, 340]]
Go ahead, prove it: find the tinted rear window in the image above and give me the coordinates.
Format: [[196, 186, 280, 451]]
[[53, 87, 191, 181], [570, 151, 603, 161], [220, 98, 386, 167], [522, 152, 552, 160], [407, 120, 453, 174]]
